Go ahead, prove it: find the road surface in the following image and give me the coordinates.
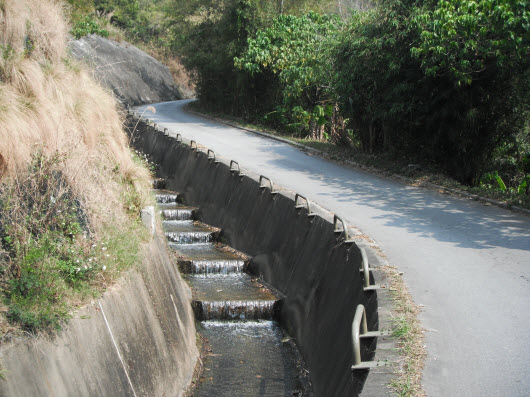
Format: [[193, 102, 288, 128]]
[[134, 100, 530, 397]]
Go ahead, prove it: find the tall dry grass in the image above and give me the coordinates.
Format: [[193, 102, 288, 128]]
[[0, 0, 152, 333], [0, 0, 150, 231]]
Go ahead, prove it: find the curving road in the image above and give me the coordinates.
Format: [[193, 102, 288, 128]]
[[134, 100, 530, 397]]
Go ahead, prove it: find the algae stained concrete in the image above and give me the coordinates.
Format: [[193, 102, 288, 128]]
[[0, 234, 198, 397]]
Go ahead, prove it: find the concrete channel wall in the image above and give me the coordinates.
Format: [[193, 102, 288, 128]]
[[130, 118, 391, 396], [0, 233, 198, 397]]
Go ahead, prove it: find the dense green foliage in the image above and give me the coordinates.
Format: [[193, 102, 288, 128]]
[[66, 0, 529, 191], [168, 0, 338, 112], [235, 13, 343, 140], [177, 0, 529, 188]]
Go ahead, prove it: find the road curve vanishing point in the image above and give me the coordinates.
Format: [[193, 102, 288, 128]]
[[134, 100, 530, 397]]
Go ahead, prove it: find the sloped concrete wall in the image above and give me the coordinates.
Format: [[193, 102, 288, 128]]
[[0, 233, 198, 397], [130, 120, 382, 397]]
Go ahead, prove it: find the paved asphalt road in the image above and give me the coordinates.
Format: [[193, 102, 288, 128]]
[[135, 100, 530, 397]]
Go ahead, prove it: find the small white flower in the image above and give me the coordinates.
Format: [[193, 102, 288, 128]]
[[106, 254, 110, 257], [102, 265, 106, 271], [91, 244, 96, 248], [102, 247, 107, 251], [84, 265, 87, 269], [76, 267, 80, 272], [76, 259, 80, 263]]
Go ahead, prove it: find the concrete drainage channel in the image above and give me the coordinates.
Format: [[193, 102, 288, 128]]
[[154, 181, 307, 395], [129, 111, 398, 396]]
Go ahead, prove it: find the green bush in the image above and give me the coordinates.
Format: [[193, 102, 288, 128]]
[[235, 12, 343, 140], [333, 0, 530, 184], [71, 15, 109, 39]]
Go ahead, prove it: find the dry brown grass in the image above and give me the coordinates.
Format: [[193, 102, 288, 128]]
[[0, 0, 151, 228], [381, 264, 427, 397], [0, 0, 152, 333]]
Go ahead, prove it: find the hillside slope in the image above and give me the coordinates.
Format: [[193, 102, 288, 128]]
[[69, 34, 182, 106], [0, 0, 150, 333]]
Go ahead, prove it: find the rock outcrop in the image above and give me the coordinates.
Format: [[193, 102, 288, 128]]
[[69, 35, 182, 106]]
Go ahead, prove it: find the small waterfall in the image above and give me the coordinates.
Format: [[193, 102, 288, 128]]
[[194, 300, 277, 321], [153, 181, 306, 397], [161, 208, 193, 221], [166, 231, 213, 244], [188, 260, 245, 275], [156, 193, 179, 203]]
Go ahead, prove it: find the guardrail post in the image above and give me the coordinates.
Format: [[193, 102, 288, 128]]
[[294, 194, 317, 218], [190, 140, 197, 151], [351, 304, 390, 370], [229, 161, 246, 177], [359, 248, 381, 291], [333, 215, 355, 244], [259, 175, 279, 195], [207, 149, 219, 163]]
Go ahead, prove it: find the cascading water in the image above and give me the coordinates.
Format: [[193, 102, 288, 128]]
[[155, 191, 179, 203], [194, 300, 277, 321], [163, 220, 215, 244], [155, 184, 310, 396], [160, 208, 194, 221]]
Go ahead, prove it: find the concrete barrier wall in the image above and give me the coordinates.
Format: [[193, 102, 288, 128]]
[[131, 120, 382, 396], [0, 233, 198, 397]]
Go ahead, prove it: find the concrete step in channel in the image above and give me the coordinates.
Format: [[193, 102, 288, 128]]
[[153, 182, 308, 396]]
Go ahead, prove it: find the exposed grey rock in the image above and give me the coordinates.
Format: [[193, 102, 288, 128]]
[[69, 35, 182, 106]]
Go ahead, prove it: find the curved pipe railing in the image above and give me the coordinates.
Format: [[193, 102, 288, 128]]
[[207, 149, 218, 162], [359, 248, 380, 291], [259, 175, 279, 195], [352, 304, 368, 366], [333, 215, 354, 243], [229, 160, 246, 177], [351, 304, 389, 370], [295, 194, 317, 217]]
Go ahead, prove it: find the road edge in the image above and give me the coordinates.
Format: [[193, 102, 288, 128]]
[[184, 105, 530, 217]]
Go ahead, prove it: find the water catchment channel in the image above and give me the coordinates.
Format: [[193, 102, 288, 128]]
[[130, 112, 397, 397], [154, 181, 306, 395]]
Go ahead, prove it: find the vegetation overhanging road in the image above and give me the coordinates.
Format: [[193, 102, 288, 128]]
[[135, 99, 530, 397]]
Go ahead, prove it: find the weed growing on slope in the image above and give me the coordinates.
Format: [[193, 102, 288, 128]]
[[0, 0, 152, 336], [0, 153, 147, 333]]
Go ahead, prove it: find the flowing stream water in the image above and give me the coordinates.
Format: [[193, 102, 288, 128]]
[[154, 183, 310, 396]]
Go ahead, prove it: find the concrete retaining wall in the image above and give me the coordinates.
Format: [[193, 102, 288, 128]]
[[0, 232, 198, 397], [130, 120, 384, 397]]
